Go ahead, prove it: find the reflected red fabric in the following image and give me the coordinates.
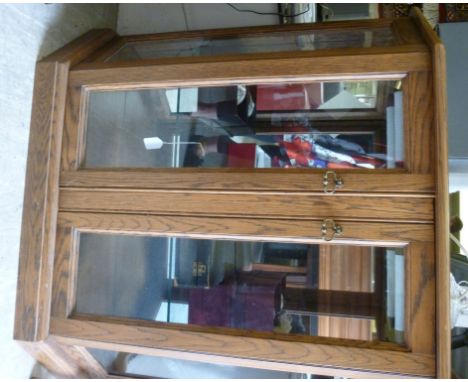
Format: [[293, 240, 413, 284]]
[[188, 271, 285, 332]]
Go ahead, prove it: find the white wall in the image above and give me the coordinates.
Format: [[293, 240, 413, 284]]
[[117, 3, 279, 35], [439, 22, 468, 160]]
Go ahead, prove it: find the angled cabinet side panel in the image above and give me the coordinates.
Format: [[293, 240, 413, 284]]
[[14, 61, 69, 342], [409, 7, 451, 378], [14, 29, 118, 343]]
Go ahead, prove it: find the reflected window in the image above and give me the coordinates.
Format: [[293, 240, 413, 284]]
[[85, 80, 404, 170], [75, 233, 405, 345]]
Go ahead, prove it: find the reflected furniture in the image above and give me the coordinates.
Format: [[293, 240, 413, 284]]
[[14, 8, 449, 379]]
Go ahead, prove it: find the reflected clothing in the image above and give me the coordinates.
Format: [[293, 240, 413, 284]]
[[217, 134, 384, 169]]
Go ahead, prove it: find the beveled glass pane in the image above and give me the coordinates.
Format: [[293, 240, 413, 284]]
[[84, 80, 404, 169], [108, 28, 395, 61], [75, 233, 406, 345]]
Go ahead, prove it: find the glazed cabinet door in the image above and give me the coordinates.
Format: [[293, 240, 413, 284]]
[[60, 76, 434, 195], [49, 212, 436, 378], [60, 32, 434, 196]]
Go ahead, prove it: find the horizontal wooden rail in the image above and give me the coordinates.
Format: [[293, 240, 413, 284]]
[[50, 318, 435, 378], [60, 170, 435, 194], [58, 188, 434, 222], [70, 45, 430, 89], [57, 212, 434, 244]]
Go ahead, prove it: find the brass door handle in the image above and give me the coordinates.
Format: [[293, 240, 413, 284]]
[[321, 219, 343, 241], [323, 171, 344, 194]]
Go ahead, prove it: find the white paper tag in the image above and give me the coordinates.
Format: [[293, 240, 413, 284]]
[[143, 137, 164, 150]]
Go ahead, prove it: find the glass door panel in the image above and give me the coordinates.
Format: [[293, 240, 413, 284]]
[[84, 80, 404, 170], [75, 232, 406, 345]]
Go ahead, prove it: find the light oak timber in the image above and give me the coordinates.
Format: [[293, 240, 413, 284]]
[[63, 345, 108, 378], [52, 336, 416, 380], [45, 29, 116, 67], [19, 338, 106, 378], [58, 188, 434, 222], [51, 213, 434, 324], [82, 35, 126, 63], [19, 339, 82, 378], [14, 29, 118, 342], [50, 318, 436, 378], [66, 313, 407, 353], [14, 62, 68, 342], [391, 17, 426, 45], [51, 226, 78, 318], [69, 46, 430, 90], [403, 71, 434, 173], [410, 6, 451, 378], [61, 84, 86, 171], [16, 21, 443, 379], [72, 44, 430, 72], [407, 242, 436, 354], [318, 246, 373, 341], [57, 212, 435, 244], [432, 37, 450, 382], [60, 170, 435, 194], [52, 213, 436, 353]]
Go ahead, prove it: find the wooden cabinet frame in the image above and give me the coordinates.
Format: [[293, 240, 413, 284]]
[[48, 213, 436, 378], [15, 9, 449, 378]]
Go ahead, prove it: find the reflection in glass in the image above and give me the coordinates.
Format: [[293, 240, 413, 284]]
[[75, 233, 405, 345], [109, 28, 394, 61], [85, 80, 404, 170], [88, 347, 321, 379]]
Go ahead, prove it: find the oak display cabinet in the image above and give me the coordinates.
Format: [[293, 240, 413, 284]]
[[15, 8, 450, 379]]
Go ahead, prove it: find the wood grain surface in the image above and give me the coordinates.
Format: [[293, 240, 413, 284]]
[[62, 345, 108, 378], [66, 313, 407, 353], [72, 45, 430, 75], [19, 339, 82, 378], [14, 61, 68, 341], [51, 226, 77, 319], [58, 188, 435, 222], [57, 212, 434, 244], [82, 35, 126, 63], [19, 338, 106, 378], [60, 169, 435, 194], [17, 22, 443, 378], [318, 246, 374, 341], [61, 84, 85, 171], [407, 242, 435, 354], [391, 17, 425, 45], [69, 48, 430, 91], [411, 7, 451, 378], [50, 318, 435, 378], [404, 71, 434, 173], [44, 29, 115, 67], [52, 335, 417, 379], [15, 29, 119, 343]]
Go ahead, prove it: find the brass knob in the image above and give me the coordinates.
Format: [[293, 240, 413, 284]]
[[321, 219, 343, 242], [323, 170, 344, 194]]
